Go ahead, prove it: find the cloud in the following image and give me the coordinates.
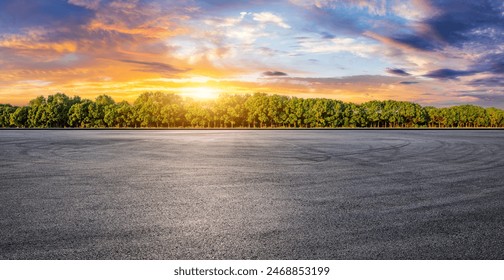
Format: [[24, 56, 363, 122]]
[[391, 0, 435, 21], [386, 68, 411, 76], [0, 1, 94, 30], [0, 0, 182, 55], [262, 71, 288, 76], [427, 1, 503, 47], [267, 75, 407, 86], [0, 32, 78, 53], [68, 0, 101, 10], [204, 16, 242, 28], [1, 0, 503, 109], [456, 92, 504, 107], [253, 12, 291, 29], [119, 59, 187, 75], [296, 4, 368, 36], [298, 37, 378, 57], [469, 77, 504, 88], [424, 68, 477, 80], [423, 52, 504, 81], [319, 31, 335, 39], [197, 0, 251, 9], [376, 0, 504, 52], [288, 0, 503, 87], [475, 52, 504, 74], [19, 80, 53, 87], [291, 0, 387, 16], [0, 0, 194, 79], [388, 33, 439, 52], [85, 0, 189, 39], [255, 74, 435, 104], [356, 1, 504, 85]]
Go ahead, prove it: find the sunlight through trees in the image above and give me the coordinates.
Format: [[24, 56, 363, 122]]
[[1, 92, 503, 128]]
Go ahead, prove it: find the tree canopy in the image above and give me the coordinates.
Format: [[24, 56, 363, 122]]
[[1, 92, 503, 128]]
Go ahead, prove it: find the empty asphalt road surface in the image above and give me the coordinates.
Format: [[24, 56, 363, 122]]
[[1, 129, 503, 259]]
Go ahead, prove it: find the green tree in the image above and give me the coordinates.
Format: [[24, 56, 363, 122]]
[[486, 107, 504, 127], [10, 106, 29, 127], [362, 101, 384, 127], [68, 100, 93, 127], [245, 93, 270, 127], [184, 98, 211, 127], [343, 103, 366, 127], [266, 94, 287, 127], [284, 97, 304, 128], [88, 95, 115, 127], [134, 92, 179, 127], [0, 104, 16, 127], [425, 106, 441, 127], [27, 96, 48, 128], [44, 93, 79, 127], [116, 101, 134, 127], [8, 91, 504, 128]]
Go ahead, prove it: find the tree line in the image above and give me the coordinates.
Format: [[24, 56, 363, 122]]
[[1, 92, 503, 128]]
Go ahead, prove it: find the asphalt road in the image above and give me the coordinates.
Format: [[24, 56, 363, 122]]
[[1, 129, 503, 259]]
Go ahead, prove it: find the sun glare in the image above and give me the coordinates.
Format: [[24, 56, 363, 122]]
[[183, 87, 220, 99]]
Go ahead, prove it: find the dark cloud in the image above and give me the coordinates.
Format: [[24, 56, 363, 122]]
[[475, 52, 504, 74], [386, 68, 411, 76], [119, 59, 186, 74], [426, 1, 504, 47], [469, 77, 504, 87], [0, 0, 94, 31], [274, 75, 404, 85], [389, 34, 439, 51], [380, 1, 504, 51], [460, 93, 504, 102], [320, 31, 335, 39], [424, 68, 477, 80], [262, 71, 288, 77], [420, 52, 503, 82], [457, 92, 504, 107], [0, 0, 186, 67], [399, 81, 419, 85], [425, 51, 504, 81]]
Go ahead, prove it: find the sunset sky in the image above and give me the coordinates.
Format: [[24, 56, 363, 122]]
[[0, 0, 503, 107]]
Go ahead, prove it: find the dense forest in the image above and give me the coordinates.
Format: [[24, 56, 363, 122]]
[[1, 92, 504, 128]]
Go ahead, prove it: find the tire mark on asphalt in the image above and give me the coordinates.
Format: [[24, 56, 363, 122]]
[[259, 133, 412, 164]]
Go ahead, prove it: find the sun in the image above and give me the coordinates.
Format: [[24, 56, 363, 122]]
[[182, 87, 220, 99]]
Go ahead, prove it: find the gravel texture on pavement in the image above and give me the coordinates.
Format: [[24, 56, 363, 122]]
[[1, 130, 503, 259]]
